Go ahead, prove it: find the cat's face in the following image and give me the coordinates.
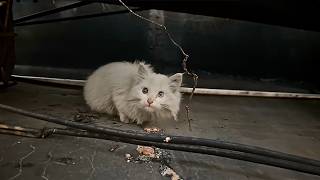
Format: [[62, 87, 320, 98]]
[[129, 65, 182, 114]]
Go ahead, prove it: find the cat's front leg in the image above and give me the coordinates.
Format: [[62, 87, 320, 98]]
[[173, 114, 178, 121], [119, 112, 130, 123]]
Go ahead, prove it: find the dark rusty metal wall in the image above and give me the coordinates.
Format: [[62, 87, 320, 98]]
[[0, 0, 15, 86], [11, 1, 320, 88]]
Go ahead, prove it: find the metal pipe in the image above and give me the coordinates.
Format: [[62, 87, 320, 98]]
[[4, 0, 12, 29], [13, 1, 93, 24], [12, 75, 320, 99], [14, 8, 147, 26]]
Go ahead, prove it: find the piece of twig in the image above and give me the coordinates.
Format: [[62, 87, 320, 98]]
[[117, 0, 197, 130], [0, 123, 40, 137], [109, 144, 120, 152], [0, 123, 56, 138], [8, 145, 36, 180], [0, 129, 39, 138]]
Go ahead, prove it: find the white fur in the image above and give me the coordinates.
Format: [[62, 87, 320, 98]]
[[84, 61, 182, 125]]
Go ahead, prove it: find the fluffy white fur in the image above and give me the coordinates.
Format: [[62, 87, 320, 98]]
[[84, 61, 183, 125]]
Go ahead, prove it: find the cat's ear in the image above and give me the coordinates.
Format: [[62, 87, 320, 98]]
[[136, 64, 148, 82], [169, 73, 183, 92]]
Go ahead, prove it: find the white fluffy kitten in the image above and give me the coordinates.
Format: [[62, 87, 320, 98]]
[[84, 61, 183, 125]]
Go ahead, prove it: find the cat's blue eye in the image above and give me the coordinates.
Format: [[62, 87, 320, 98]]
[[158, 91, 164, 97], [142, 87, 148, 94]]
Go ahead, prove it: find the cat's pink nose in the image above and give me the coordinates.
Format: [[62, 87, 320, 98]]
[[147, 98, 154, 105]]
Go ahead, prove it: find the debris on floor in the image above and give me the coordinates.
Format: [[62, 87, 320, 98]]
[[53, 157, 76, 165], [144, 127, 162, 133], [159, 164, 183, 180], [164, 137, 171, 143], [124, 145, 172, 163], [109, 144, 120, 152], [125, 153, 133, 162], [136, 145, 156, 158], [124, 145, 179, 178], [73, 112, 100, 123]]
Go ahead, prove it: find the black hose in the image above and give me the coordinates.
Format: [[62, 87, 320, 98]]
[[1, 103, 320, 175], [52, 129, 320, 176], [2, 125, 320, 175]]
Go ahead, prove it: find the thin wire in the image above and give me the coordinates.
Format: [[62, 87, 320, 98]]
[[117, 0, 198, 130], [8, 145, 36, 180]]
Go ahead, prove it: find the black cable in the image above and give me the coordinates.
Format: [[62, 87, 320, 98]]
[[1, 125, 319, 176], [1, 103, 320, 171], [51, 129, 320, 176]]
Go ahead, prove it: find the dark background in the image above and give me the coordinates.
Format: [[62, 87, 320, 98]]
[[12, 0, 320, 91]]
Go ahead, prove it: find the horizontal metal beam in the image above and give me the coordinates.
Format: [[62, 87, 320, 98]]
[[14, 1, 93, 24], [15, 7, 147, 26], [12, 0, 320, 31], [94, 0, 320, 32], [12, 75, 320, 99]]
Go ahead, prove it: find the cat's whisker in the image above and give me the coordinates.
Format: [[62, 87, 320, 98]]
[[160, 104, 171, 112]]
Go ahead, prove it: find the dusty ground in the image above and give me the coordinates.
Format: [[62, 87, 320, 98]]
[[0, 82, 320, 180]]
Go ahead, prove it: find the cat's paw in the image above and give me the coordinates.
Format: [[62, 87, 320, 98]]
[[119, 113, 130, 123], [173, 114, 178, 121], [136, 119, 144, 125]]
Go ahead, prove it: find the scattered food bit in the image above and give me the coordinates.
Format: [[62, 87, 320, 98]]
[[164, 137, 171, 143], [73, 112, 99, 123], [136, 146, 155, 158], [125, 154, 131, 158], [159, 165, 182, 180], [144, 127, 161, 133], [124, 146, 172, 164], [109, 145, 120, 152], [125, 153, 133, 162]]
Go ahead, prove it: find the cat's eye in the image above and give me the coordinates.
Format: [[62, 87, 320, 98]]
[[142, 87, 148, 94], [158, 91, 164, 97]]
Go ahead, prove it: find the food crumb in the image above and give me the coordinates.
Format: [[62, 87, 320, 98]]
[[136, 145, 156, 158], [125, 153, 133, 162], [164, 137, 171, 143], [160, 165, 182, 180], [144, 127, 161, 133], [125, 154, 131, 158]]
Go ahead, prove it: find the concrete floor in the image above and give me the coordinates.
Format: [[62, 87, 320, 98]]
[[0, 82, 320, 180]]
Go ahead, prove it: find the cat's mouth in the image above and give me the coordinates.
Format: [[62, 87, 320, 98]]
[[144, 104, 155, 112]]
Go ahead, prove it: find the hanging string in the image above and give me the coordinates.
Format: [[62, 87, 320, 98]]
[[117, 0, 198, 130]]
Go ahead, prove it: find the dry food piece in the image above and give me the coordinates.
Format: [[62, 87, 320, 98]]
[[164, 137, 171, 143], [144, 127, 161, 133], [109, 145, 120, 152], [160, 165, 182, 180], [125, 153, 133, 162], [136, 145, 155, 158]]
